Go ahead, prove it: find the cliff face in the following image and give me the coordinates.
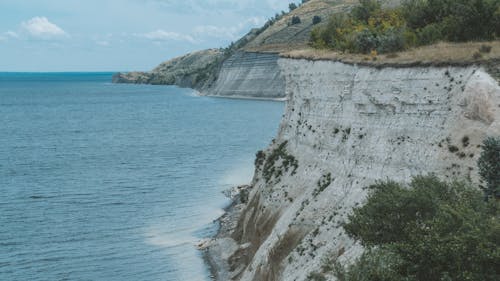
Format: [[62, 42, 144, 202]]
[[207, 59, 500, 281], [206, 52, 285, 99]]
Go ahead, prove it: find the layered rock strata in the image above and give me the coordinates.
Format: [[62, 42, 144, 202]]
[[206, 52, 285, 99], [205, 59, 500, 281]]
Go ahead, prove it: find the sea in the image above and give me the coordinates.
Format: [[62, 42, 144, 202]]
[[0, 73, 284, 281]]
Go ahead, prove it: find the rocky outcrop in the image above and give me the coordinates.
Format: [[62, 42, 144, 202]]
[[112, 49, 225, 90], [206, 52, 285, 99], [205, 59, 500, 281]]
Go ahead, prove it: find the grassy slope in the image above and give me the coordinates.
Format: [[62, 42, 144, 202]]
[[244, 0, 357, 53]]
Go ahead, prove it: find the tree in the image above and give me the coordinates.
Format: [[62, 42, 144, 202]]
[[337, 176, 500, 281], [312, 15, 322, 25], [291, 16, 301, 25], [289, 3, 298, 11], [478, 136, 500, 200]]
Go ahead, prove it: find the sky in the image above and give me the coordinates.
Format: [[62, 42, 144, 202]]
[[0, 0, 298, 72]]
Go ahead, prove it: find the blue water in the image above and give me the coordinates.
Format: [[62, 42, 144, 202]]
[[0, 73, 284, 281]]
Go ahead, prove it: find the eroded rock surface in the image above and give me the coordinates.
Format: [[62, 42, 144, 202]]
[[207, 59, 500, 281]]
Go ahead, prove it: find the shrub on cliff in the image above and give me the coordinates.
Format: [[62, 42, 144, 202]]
[[311, 1, 407, 54], [334, 176, 500, 281], [403, 0, 500, 42], [311, 0, 500, 54], [478, 136, 500, 200], [312, 15, 322, 25], [291, 16, 301, 25]]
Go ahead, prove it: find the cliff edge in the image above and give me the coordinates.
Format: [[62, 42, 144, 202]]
[[203, 58, 500, 281]]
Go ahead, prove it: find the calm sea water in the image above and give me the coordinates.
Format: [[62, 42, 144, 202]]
[[0, 73, 283, 281]]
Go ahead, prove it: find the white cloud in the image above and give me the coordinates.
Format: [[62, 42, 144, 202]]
[[21, 17, 67, 39], [139, 29, 196, 43], [5, 31, 19, 38], [0, 31, 19, 42]]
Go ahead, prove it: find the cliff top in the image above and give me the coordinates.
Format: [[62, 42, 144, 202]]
[[282, 41, 500, 84], [282, 41, 500, 66]]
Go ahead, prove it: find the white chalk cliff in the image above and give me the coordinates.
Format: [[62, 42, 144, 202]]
[[206, 58, 500, 281]]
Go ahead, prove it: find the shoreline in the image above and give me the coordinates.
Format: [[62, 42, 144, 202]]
[[198, 185, 250, 281], [199, 93, 287, 102]]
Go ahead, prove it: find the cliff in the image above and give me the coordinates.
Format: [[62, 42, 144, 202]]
[[204, 59, 500, 281], [207, 52, 285, 99]]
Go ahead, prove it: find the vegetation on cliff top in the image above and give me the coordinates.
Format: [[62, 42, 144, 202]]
[[311, 0, 500, 54], [327, 137, 500, 281]]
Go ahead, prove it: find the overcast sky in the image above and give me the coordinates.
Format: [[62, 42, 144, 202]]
[[0, 0, 298, 72]]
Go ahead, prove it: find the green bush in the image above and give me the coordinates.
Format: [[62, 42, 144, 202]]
[[307, 272, 327, 281], [311, 0, 500, 54], [478, 137, 500, 199], [291, 16, 301, 25], [353, 29, 378, 54], [312, 15, 322, 25], [333, 248, 404, 281], [311, 13, 349, 49], [376, 28, 405, 53], [351, 0, 381, 23], [416, 23, 443, 45], [310, 1, 407, 54], [403, 0, 500, 42], [339, 176, 500, 281]]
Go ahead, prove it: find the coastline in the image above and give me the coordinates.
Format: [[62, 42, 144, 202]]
[[199, 185, 251, 281], [199, 93, 287, 102]]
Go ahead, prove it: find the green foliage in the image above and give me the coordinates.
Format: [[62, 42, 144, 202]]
[[291, 16, 302, 25], [351, 0, 381, 23], [311, 0, 500, 54], [255, 150, 266, 168], [289, 3, 298, 11], [333, 248, 404, 281], [313, 173, 332, 197], [262, 141, 298, 184], [307, 272, 327, 281], [402, 0, 500, 42], [312, 15, 322, 25], [311, 1, 407, 54], [340, 176, 500, 281], [376, 27, 406, 53], [415, 23, 443, 45], [353, 28, 378, 53], [478, 137, 500, 199]]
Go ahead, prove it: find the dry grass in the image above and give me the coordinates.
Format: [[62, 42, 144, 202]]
[[281, 41, 500, 66], [243, 0, 355, 51]]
